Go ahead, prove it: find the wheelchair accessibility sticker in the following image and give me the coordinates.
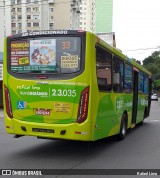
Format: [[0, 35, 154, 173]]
[[17, 101, 27, 109]]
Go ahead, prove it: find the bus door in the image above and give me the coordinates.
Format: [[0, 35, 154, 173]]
[[132, 68, 139, 125]]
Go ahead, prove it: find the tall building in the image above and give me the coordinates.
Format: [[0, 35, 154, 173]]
[[0, 1, 4, 51], [79, 0, 96, 32], [5, 0, 81, 36], [79, 0, 113, 33], [95, 0, 113, 33], [4, 0, 113, 36]]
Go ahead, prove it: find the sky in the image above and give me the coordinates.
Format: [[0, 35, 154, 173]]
[[113, 0, 160, 63]]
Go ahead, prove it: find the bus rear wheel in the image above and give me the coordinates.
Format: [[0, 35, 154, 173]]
[[117, 114, 127, 141]]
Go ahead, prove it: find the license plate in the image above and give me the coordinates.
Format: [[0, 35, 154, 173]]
[[32, 128, 54, 133]]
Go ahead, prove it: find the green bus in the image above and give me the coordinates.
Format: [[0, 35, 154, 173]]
[[3, 30, 152, 141]]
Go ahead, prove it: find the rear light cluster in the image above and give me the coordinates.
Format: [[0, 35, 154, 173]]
[[4, 85, 13, 118], [77, 86, 89, 124]]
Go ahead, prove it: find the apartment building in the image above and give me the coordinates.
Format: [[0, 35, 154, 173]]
[[5, 0, 81, 36], [79, 0, 113, 33], [4, 0, 113, 35], [79, 0, 96, 32]]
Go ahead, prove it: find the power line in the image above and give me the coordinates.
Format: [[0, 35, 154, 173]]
[[123, 47, 160, 52]]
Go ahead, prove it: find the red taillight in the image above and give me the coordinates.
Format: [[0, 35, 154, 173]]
[[77, 86, 89, 124], [4, 85, 13, 118]]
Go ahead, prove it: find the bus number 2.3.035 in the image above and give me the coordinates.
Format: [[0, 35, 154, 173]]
[[52, 89, 76, 97]]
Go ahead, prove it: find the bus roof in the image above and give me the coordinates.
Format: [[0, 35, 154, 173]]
[[92, 31, 151, 76]]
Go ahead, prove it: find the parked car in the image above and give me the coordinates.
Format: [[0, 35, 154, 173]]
[[151, 93, 158, 101]]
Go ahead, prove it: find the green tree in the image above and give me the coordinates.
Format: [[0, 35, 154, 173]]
[[144, 63, 159, 75], [143, 51, 160, 92], [155, 79, 160, 91], [131, 58, 141, 65], [143, 51, 160, 74]]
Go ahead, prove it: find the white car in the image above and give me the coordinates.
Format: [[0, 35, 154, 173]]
[[151, 93, 158, 101]]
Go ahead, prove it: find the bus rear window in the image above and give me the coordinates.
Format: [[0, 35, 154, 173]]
[[10, 37, 81, 74]]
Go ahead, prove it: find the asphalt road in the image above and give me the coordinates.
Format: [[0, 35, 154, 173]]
[[0, 100, 160, 177]]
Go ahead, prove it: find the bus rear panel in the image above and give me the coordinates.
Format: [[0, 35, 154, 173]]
[[4, 30, 95, 141]]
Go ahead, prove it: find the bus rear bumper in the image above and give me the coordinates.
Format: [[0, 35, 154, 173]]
[[4, 116, 93, 141]]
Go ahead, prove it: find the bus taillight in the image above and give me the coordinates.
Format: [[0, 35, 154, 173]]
[[4, 85, 13, 119], [77, 86, 89, 124]]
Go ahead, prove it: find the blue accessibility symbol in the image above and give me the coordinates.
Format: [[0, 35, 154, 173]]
[[17, 101, 25, 109]]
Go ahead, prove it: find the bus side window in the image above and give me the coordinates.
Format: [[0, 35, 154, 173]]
[[124, 64, 132, 92], [138, 71, 144, 94], [144, 74, 149, 94], [113, 56, 124, 92], [96, 46, 112, 92]]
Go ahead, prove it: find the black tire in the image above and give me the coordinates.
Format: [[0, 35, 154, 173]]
[[117, 114, 127, 141]]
